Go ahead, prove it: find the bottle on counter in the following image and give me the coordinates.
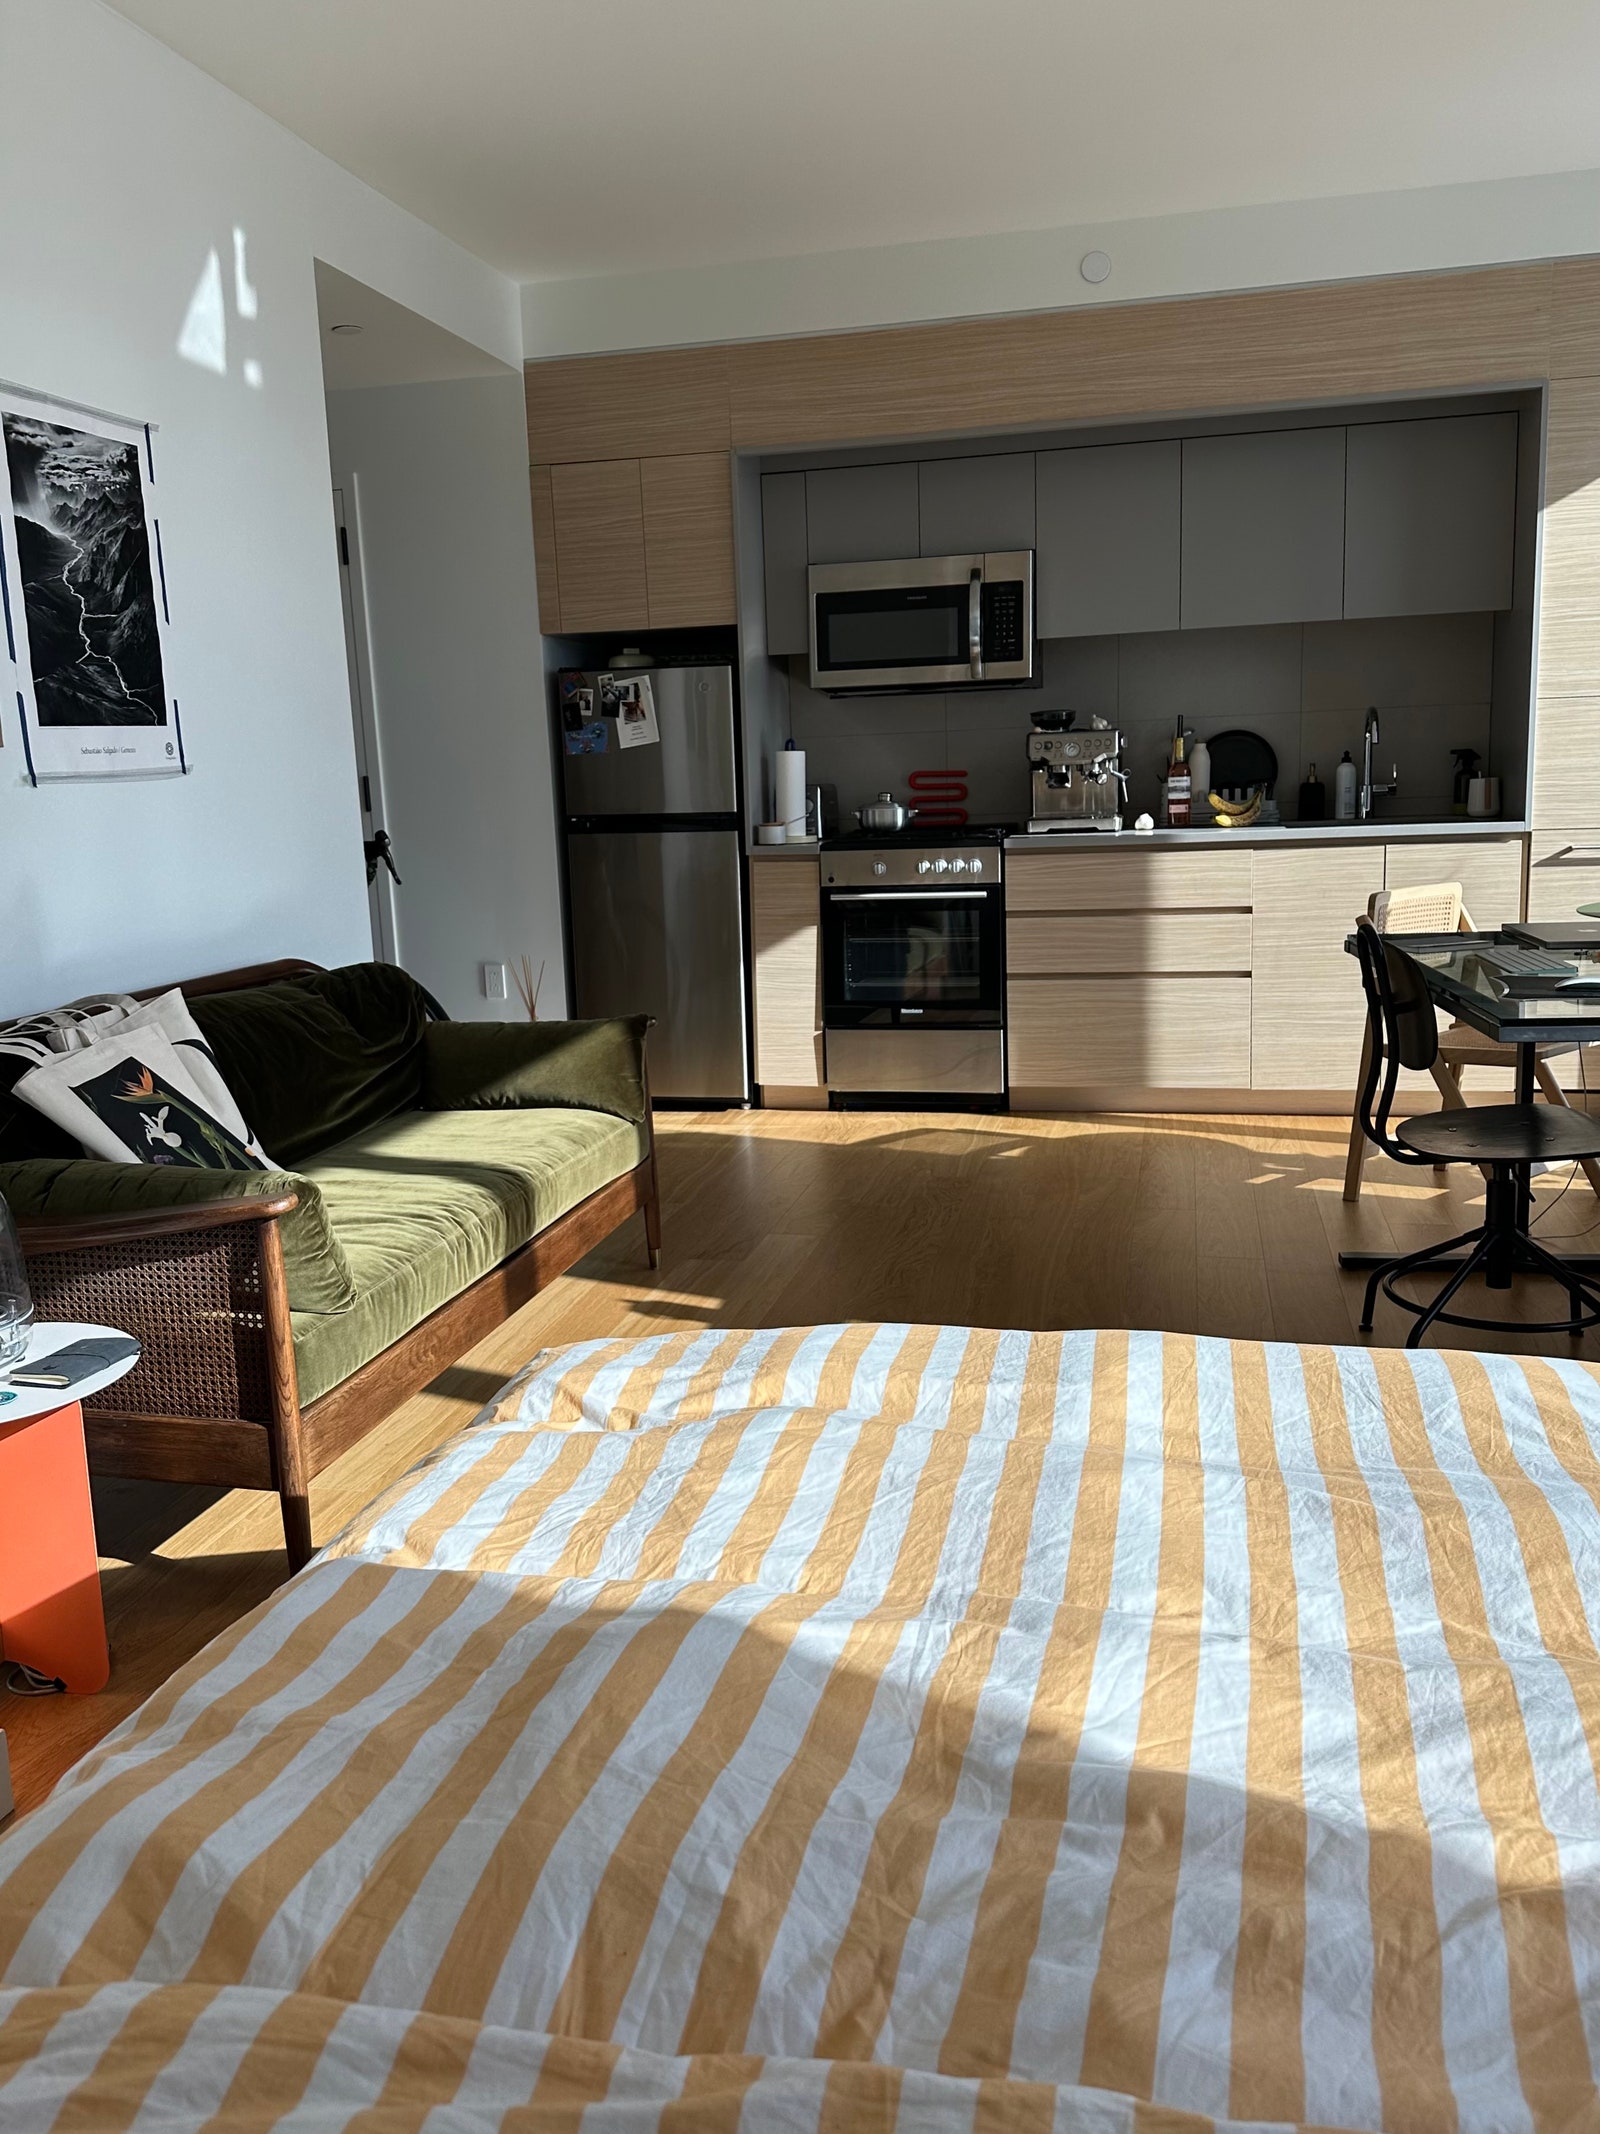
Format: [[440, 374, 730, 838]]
[[1334, 750, 1358, 821], [1450, 747, 1481, 817], [1188, 737, 1211, 824], [1298, 762, 1326, 821], [1164, 719, 1192, 828]]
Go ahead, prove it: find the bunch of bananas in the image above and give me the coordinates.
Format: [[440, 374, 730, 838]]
[[1207, 787, 1263, 829]]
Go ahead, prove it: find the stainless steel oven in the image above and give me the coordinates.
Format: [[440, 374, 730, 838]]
[[809, 552, 1035, 692], [820, 839, 1005, 1096]]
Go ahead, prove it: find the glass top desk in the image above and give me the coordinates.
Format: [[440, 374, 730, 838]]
[[1339, 928, 1600, 1278]]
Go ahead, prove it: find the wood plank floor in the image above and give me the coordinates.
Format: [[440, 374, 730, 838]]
[[8, 1104, 1600, 1819]]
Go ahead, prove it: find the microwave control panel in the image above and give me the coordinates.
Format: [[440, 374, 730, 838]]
[[982, 580, 1026, 661]]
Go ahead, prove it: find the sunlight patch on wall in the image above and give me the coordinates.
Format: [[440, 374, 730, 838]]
[[177, 247, 227, 374]]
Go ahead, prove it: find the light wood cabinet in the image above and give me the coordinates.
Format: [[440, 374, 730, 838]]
[[1343, 413, 1517, 618], [1006, 845, 1253, 913], [1532, 697, 1600, 830], [525, 345, 730, 464], [1250, 844, 1385, 1087], [1180, 428, 1347, 630], [1035, 440, 1181, 638], [1537, 377, 1600, 702], [547, 454, 734, 634], [1382, 836, 1524, 927], [1527, 831, 1600, 921], [750, 857, 821, 1090], [640, 454, 735, 627], [529, 465, 561, 633], [548, 459, 648, 632], [761, 471, 809, 655], [1009, 978, 1252, 1087]]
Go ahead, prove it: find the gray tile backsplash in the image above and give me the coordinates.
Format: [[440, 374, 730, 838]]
[[778, 611, 1500, 828]]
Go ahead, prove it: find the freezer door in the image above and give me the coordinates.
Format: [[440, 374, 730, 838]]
[[561, 665, 738, 817], [567, 828, 749, 1101]]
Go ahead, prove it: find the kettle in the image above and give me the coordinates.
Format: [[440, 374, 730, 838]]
[[855, 791, 911, 832]]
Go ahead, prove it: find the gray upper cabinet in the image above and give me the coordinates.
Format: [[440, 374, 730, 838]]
[[1180, 427, 1347, 629], [1036, 440, 1180, 638], [1343, 412, 1517, 618], [918, 453, 1036, 556], [761, 470, 810, 655], [805, 462, 920, 564]]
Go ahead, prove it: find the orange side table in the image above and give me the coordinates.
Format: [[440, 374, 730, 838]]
[[0, 1323, 138, 1696]]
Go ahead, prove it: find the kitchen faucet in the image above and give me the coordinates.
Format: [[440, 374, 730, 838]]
[[1360, 706, 1398, 821]]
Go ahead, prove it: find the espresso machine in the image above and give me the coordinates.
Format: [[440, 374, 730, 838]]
[[1027, 712, 1127, 833]]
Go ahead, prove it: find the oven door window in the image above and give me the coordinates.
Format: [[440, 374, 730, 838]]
[[824, 892, 1002, 1018], [815, 585, 967, 674]]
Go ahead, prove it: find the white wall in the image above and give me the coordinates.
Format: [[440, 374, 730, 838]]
[[522, 164, 1600, 359], [0, 0, 524, 1017], [325, 377, 567, 1022]]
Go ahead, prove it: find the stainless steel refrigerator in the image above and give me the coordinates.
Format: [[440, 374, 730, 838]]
[[560, 663, 749, 1102]]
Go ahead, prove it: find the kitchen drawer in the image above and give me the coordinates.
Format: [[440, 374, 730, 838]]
[[1008, 977, 1252, 1086], [1007, 910, 1252, 976], [1006, 846, 1253, 913], [1527, 832, 1600, 922]]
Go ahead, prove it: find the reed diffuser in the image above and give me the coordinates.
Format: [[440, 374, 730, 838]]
[[512, 956, 545, 1022]]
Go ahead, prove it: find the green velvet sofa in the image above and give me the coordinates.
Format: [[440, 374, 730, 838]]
[[2, 960, 659, 1569]]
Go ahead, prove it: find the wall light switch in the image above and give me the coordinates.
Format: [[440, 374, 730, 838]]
[[481, 962, 508, 1001]]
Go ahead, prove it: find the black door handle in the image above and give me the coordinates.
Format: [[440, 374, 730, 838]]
[[364, 829, 402, 885]]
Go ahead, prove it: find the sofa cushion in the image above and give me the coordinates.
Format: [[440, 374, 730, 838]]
[[289, 1105, 647, 1406], [192, 965, 433, 1167]]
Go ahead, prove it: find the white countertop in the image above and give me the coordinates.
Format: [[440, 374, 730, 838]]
[[1006, 818, 1526, 850]]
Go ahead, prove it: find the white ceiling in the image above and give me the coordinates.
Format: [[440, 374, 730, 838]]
[[110, 0, 1600, 285], [313, 261, 511, 388]]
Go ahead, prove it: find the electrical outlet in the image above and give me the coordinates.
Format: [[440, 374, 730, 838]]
[[481, 962, 508, 1001]]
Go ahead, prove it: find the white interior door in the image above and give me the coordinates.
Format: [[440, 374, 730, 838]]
[[333, 482, 397, 963]]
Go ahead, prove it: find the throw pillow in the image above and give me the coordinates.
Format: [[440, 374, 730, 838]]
[[13, 1028, 268, 1170]]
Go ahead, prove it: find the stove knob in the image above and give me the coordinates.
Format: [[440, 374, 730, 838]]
[[873, 860, 888, 876], [917, 859, 933, 874], [933, 857, 950, 874], [969, 857, 984, 875], [950, 857, 968, 874]]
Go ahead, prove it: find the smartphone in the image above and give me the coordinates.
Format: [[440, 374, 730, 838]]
[[7, 1334, 141, 1390]]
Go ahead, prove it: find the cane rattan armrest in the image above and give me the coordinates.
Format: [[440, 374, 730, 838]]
[[16, 1191, 298, 1256]]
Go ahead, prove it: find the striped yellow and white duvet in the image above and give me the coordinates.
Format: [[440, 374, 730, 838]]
[[6, 1324, 1600, 2132]]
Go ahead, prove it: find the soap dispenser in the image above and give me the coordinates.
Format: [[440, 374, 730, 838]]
[[1334, 750, 1358, 822]]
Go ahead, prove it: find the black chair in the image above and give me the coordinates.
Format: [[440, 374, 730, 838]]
[[1351, 917, 1600, 1345]]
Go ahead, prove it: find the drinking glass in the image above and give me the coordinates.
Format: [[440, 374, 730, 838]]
[[0, 1192, 35, 1373]]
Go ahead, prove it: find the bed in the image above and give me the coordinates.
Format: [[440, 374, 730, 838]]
[[3, 1322, 1600, 2131]]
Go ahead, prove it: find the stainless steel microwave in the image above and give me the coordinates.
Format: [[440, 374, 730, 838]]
[[808, 551, 1035, 692]]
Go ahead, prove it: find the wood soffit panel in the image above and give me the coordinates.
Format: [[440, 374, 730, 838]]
[[525, 260, 1571, 461]]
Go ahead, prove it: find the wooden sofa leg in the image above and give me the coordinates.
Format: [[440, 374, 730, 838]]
[[260, 1219, 315, 1573], [643, 1183, 662, 1270]]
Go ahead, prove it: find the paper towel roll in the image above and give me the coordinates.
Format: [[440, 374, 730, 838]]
[[775, 748, 807, 837]]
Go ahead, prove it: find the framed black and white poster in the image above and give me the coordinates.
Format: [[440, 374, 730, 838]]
[[0, 386, 184, 781]]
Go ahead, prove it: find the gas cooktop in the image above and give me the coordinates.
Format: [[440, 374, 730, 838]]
[[821, 823, 1012, 851]]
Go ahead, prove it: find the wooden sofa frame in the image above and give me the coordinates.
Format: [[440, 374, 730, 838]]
[[15, 960, 661, 1572]]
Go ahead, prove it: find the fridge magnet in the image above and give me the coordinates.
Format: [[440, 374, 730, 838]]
[[564, 719, 607, 755], [0, 385, 184, 782], [613, 673, 660, 750]]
